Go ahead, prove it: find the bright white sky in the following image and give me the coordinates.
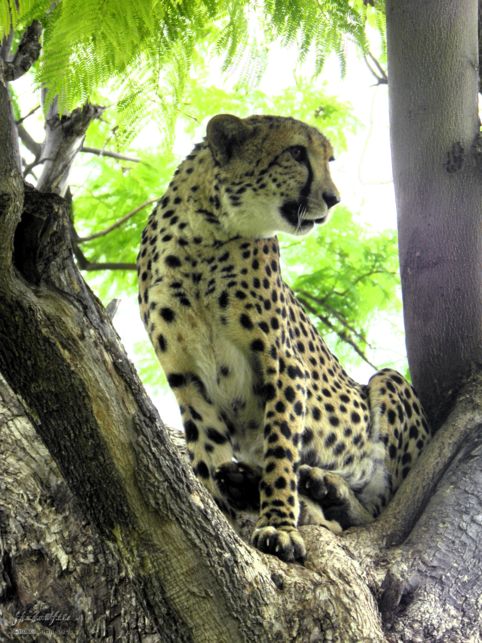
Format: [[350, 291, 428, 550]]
[[112, 42, 406, 430]]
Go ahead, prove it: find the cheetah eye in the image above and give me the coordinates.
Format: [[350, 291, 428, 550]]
[[288, 145, 307, 162]]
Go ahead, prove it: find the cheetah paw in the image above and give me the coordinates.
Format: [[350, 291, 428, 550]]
[[252, 525, 306, 563], [298, 465, 345, 506], [214, 461, 261, 511]]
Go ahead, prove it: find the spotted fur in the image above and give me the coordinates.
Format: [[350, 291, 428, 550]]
[[137, 114, 430, 562]]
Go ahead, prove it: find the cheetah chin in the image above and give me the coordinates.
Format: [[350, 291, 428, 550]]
[[137, 113, 431, 563]]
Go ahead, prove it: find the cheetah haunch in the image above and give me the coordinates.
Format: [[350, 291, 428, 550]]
[[138, 114, 430, 562]]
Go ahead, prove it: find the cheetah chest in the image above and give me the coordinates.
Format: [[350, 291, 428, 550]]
[[190, 332, 265, 466]]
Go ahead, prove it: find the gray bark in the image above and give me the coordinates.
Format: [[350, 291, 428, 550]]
[[386, 0, 482, 429], [0, 181, 386, 643], [0, 15, 480, 643], [36, 102, 105, 196], [387, 428, 482, 641], [0, 374, 159, 642]]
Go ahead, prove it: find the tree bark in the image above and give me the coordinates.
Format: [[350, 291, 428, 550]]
[[36, 102, 105, 196], [386, 0, 482, 429], [0, 180, 389, 642], [0, 374, 159, 642], [0, 15, 481, 643]]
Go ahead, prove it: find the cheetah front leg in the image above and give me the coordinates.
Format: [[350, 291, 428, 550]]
[[171, 378, 236, 515], [251, 356, 307, 563]]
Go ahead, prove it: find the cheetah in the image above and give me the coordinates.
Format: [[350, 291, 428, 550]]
[[137, 114, 430, 563]]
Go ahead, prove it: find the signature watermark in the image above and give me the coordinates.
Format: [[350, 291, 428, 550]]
[[0, 606, 77, 637]]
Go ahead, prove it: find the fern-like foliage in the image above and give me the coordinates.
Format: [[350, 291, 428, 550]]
[[1, 0, 382, 145]]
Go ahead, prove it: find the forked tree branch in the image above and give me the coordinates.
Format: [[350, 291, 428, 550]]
[[36, 103, 105, 196], [364, 51, 388, 85]]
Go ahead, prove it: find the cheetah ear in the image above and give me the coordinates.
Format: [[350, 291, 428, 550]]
[[206, 114, 252, 165]]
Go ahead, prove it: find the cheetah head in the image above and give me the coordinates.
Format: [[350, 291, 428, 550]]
[[206, 114, 340, 238]]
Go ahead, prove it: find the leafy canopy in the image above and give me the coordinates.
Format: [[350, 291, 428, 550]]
[[1, 0, 382, 142], [2, 0, 399, 395]]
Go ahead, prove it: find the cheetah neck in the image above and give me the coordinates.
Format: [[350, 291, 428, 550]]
[[158, 143, 236, 248]]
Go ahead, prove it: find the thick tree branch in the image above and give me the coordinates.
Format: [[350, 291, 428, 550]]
[[0, 21, 42, 81], [0, 72, 23, 275], [0, 374, 160, 640], [77, 197, 159, 243], [378, 407, 482, 640], [36, 103, 105, 196], [0, 29, 14, 61]]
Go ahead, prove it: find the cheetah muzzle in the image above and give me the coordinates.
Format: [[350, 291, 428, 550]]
[[138, 113, 430, 563]]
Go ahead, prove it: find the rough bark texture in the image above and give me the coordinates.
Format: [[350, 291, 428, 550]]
[[0, 375, 159, 642], [0, 183, 388, 642], [36, 103, 105, 196], [387, 428, 482, 642], [386, 0, 482, 429], [0, 15, 481, 643]]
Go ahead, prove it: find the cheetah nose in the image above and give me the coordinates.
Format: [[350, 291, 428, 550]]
[[322, 192, 340, 209]]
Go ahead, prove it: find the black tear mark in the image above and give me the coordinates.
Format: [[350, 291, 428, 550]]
[[445, 142, 464, 173]]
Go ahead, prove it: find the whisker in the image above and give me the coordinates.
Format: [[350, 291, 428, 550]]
[[295, 204, 307, 234]]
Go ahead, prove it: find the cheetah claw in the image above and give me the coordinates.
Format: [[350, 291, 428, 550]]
[[252, 525, 306, 563]]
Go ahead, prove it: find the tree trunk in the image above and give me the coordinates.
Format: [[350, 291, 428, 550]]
[[0, 14, 481, 643], [0, 374, 159, 642], [0, 181, 387, 642], [386, 0, 482, 429]]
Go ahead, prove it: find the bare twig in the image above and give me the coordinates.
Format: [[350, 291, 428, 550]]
[[333, 268, 393, 299], [22, 156, 50, 180], [73, 244, 136, 271], [297, 282, 383, 345], [77, 197, 159, 243], [17, 123, 42, 157], [81, 146, 141, 163], [364, 51, 388, 85], [16, 104, 41, 126], [297, 295, 378, 369], [80, 261, 137, 271]]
